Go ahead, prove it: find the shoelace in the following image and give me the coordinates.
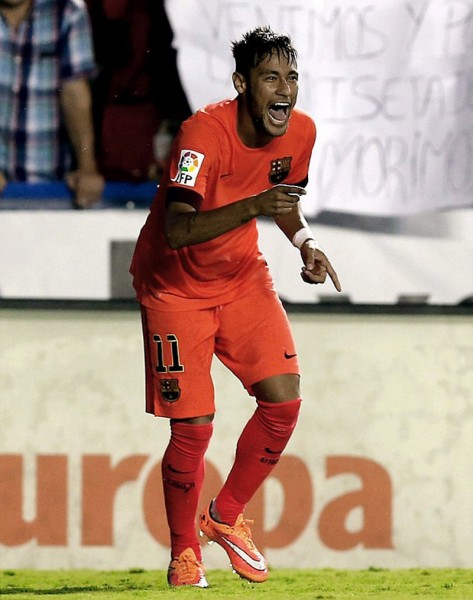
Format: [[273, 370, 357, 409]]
[[174, 551, 204, 584], [234, 518, 256, 550]]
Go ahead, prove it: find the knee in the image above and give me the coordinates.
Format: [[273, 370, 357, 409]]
[[252, 373, 300, 403], [256, 397, 301, 437], [171, 413, 215, 425]]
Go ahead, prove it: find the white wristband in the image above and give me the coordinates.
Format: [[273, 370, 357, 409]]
[[292, 227, 318, 250]]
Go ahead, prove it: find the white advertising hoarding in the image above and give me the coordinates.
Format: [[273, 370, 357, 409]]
[[1, 308, 473, 569]]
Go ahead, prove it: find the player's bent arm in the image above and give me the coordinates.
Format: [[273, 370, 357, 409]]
[[165, 197, 258, 249], [165, 185, 304, 249]]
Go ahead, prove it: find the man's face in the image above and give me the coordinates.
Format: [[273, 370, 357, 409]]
[[244, 51, 299, 139]]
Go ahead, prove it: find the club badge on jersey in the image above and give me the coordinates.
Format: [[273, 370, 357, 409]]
[[269, 156, 292, 184], [172, 149, 205, 187]]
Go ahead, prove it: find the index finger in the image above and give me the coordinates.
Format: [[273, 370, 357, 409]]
[[274, 184, 307, 196], [326, 263, 342, 292]]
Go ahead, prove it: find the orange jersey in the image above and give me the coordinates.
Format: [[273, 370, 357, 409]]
[[131, 98, 316, 310]]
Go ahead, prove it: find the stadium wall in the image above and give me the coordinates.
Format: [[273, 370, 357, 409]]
[[1, 209, 473, 305], [1, 304, 472, 570]]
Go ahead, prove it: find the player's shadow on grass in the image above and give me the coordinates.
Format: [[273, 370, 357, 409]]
[[0, 582, 155, 595], [0, 586, 130, 595]]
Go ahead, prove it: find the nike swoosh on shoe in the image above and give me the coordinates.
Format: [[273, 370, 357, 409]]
[[220, 536, 267, 571]]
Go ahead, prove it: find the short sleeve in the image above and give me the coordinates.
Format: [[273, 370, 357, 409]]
[[167, 114, 221, 200], [60, 0, 96, 80]]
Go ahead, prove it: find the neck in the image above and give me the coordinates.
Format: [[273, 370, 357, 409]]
[[236, 98, 271, 149], [0, 0, 32, 29]]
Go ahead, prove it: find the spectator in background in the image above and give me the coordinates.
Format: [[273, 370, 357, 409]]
[[0, 0, 104, 209], [85, 0, 192, 183]]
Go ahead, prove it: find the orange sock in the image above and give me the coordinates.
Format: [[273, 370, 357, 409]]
[[215, 398, 301, 525], [162, 421, 213, 559]]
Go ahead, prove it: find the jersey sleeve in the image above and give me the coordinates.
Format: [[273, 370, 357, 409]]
[[296, 115, 317, 187], [167, 113, 221, 201]]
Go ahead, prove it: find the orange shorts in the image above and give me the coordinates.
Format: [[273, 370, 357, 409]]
[[140, 286, 300, 419]]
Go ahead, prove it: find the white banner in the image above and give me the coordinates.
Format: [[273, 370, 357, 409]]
[[166, 0, 473, 216]]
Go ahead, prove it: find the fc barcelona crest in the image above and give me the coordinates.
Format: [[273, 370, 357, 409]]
[[269, 156, 292, 184], [160, 378, 181, 402]]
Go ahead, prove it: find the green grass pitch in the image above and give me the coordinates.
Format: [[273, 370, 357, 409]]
[[1, 568, 473, 599]]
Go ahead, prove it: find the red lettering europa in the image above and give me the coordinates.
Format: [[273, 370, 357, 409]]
[[0, 454, 67, 546], [318, 455, 393, 550]]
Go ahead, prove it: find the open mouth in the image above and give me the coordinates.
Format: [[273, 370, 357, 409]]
[[268, 102, 290, 125]]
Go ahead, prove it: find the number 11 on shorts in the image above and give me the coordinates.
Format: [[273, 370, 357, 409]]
[[153, 334, 184, 373]]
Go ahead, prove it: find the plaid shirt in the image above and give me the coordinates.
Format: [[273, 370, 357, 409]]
[[0, 0, 96, 181]]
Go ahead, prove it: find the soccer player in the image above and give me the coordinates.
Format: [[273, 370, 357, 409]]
[[130, 26, 341, 588]]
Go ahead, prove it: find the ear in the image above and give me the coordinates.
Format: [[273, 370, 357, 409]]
[[232, 71, 247, 95]]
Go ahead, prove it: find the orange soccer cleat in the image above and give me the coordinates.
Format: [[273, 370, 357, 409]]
[[199, 501, 268, 583], [167, 547, 209, 588]]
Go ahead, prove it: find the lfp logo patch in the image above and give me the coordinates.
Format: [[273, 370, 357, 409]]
[[172, 149, 205, 186]]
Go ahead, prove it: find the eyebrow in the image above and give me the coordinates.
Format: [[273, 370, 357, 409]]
[[260, 68, 299, 76]]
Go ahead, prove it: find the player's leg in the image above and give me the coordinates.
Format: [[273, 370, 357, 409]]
[[163, 418, 212, 587], [199, 287, 301, 581], [199, 377, 300, 583], [140, 305, 217, 586], [211, 374, 301, 525]]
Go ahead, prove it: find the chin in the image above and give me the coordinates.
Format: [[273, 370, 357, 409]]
[[258, 116, 284, 136], [267, 123, 288, 137]]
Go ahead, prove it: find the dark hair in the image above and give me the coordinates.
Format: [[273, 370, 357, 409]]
[[231, 26, 297, 76]]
